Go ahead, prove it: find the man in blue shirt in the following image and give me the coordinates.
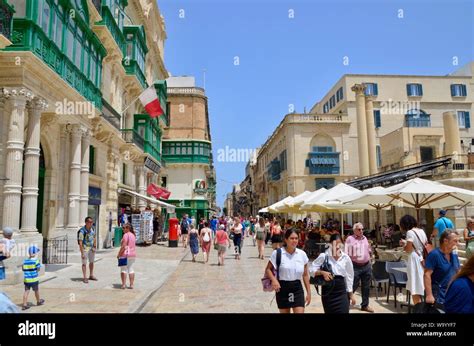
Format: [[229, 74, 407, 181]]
[[424, 229, 460, 308], [210, 216, 218, 238], [432, 210, 454, 248]]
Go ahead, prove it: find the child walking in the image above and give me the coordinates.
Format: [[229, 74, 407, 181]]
[[22, 246, 44, 310]]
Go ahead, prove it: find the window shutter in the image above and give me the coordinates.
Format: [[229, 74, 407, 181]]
[[465, 112, 471, 129], [450, 84, 455, 96], [406, 84, 411, 96], [374, 110, 381, 128], [418, 84, 423, 96], [305, 159, 309, 167], [462, 84, 467, 96], [373, 84, 378, 96]]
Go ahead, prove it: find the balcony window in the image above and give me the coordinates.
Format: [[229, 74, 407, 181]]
[[457, 111, 471, 129], [279, 150, 287, 171], [407, 83, 423, 96], [376, 145, 382, 168], [451, 84, 467, 97], [336, 87, 343, 102], [306, 147, 340, 175], [323, 102, 329, 113], [329, 95, 336, 109], [405, 109, 431, 127], [374, 110, 381, 128], [364, 83, 378, 96], [39, 0, 50, 34]]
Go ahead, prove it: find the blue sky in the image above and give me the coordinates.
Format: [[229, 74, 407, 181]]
[[157, 0, 473, 208]]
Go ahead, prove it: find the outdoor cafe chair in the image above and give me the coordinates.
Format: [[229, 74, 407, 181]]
[[371, 260, 389, 299], [386, 261, 411, 310]]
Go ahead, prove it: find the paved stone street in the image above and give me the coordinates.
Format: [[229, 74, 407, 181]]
[[0, 238, 412, 313], [142, 238, 409, 313], [0, 244, 188, 313]]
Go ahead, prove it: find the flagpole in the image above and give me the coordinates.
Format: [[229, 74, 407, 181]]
[[120, 89, 146, 129]]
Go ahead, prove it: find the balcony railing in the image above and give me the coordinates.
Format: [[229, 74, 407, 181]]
[[405, 118, 431, 127], [167, 87, 206, 97], [121, 129, 144, 151], [7, 18, 102, 107], [288, 114, 349, 123], [101, 98, 121, 130], [144, 140, 161, 163], [96, 6, 125, 52], [0, 0, 14, 41]]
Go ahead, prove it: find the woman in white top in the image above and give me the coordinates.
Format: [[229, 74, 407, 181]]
[[265, 229, 311, 313], [199, 221, 212, 264], [310, 234, 355, 313], [400, 215, 427, 305]]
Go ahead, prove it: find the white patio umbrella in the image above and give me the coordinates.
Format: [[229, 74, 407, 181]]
[[258, 207, 269, 213], [301, 183, 361, 212], [339, 177, 474, 221], [268, 196, 295, 213], [300, 183, 362, 235], [272, 191, 312, 213]]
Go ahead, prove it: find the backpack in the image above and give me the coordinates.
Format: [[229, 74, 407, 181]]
[[180, 219, 189, 231], [77, 228, 85, 245]]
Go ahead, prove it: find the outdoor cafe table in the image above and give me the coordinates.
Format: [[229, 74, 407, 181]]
[[376, 248, 408, 262]]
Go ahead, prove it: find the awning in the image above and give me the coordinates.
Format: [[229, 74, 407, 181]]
[[117, 188, 176, 212]]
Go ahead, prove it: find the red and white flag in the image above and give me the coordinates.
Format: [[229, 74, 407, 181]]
[[139, 86, 164, 118], [147, 183, 171, 200]]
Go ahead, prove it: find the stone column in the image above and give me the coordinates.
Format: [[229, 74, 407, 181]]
[[351, 84, 369, 177], [80, 130, 91, 222], [20, 97, 48, 233], [365, 95, 378, 175], [443, 111, 463, 161], [56, 126, 68, 228], [67, 125, 83, 229], [2, 88, 34, 230], [0, 93, 7, 227], [136, 165, 146, 210]]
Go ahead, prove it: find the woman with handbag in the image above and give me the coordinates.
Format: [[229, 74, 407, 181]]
[[400, 215, 428, 305], [215, 225, 229, 266], [117, 223, 136, 289], [200, 221, 212, 264], [264, 229, 311, 313], [310, 234, 355, 313]]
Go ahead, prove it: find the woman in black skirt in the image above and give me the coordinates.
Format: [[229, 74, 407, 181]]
[[310, 234, 356, 313], [265, 229, 311, 313]]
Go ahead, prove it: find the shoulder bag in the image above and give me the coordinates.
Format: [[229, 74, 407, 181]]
[[261, 248, 281, 292]]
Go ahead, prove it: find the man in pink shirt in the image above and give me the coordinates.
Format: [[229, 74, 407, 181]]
[[345, 222, 374, 313]]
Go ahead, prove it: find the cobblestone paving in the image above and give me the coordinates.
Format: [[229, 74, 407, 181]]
[[142, 238, 408, 313]]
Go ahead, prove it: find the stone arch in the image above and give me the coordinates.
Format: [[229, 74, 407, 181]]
[[309, 133, 337, 151]]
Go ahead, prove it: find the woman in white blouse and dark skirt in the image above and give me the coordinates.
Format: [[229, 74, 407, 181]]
[[265, 229, 311, 313], [310, 234, 356, 313]]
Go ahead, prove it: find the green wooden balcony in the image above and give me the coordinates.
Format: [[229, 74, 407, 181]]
[[121, 128, 144, 151], [7, 18, 103, 107], [95, 5, 125, 53]]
